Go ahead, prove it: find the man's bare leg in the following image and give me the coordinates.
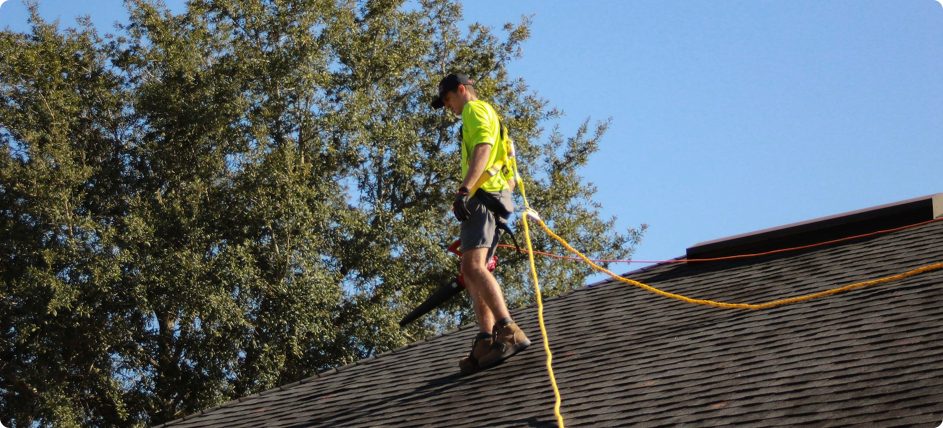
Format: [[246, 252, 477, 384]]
[[461, 247, 511, 333]]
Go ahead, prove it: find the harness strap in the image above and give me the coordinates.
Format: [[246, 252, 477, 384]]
[[473, 190, 522, 255], [465, 120, 515, 196], [462, 118, 521, 253]]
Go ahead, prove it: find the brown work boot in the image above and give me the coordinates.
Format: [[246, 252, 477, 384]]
[[478, 321, 531, 369], [459, 332, 494, 374]]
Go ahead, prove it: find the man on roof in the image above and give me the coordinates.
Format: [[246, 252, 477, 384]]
[[431, 73, 531, 373]]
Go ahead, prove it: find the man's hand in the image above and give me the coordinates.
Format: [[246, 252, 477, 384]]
[[452, 187, 471, 222]]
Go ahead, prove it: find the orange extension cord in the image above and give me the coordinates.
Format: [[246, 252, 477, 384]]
[[500, 217, 943, 265], [509, 174, 941, 427], [526, 212, 943, 310]]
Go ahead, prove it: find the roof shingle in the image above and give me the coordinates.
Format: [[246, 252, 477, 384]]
[[164, 210, 943, 427]]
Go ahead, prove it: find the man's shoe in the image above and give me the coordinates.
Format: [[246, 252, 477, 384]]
[[459, 333, 494, 374], [478, 322, 531, 369]]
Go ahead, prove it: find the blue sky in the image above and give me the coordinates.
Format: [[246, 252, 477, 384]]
[[2, 0, 941, 264]]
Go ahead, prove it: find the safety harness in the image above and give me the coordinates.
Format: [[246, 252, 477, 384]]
[[463, 120, 522, 254]]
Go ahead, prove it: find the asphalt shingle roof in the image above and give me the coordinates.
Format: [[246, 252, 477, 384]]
[[164, 210, 943, 427]]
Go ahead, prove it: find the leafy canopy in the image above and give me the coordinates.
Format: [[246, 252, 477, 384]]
[[0, 0, 644, 425]]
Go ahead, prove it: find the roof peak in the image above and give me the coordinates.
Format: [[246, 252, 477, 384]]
[[686, 193, 943, 260]]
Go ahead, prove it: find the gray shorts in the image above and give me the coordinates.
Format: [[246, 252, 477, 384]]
[[460, 190, 515, 259]]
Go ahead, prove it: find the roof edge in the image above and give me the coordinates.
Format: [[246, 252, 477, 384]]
[[155, 321, 478, 427], [686, 193, 942, 260]]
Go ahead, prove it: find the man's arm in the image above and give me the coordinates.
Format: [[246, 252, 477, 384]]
[[461, 143, 492, 191]]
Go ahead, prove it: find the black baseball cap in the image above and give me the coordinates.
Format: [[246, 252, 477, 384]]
[[430, 73, 474, 109]]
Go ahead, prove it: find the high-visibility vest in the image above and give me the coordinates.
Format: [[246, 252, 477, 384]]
[[465, 120, 517, 196]]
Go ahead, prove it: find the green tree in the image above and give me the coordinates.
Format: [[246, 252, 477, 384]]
[[0, 0, 644, 425]]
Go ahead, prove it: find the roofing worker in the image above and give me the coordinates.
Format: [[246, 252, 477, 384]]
[[431, 73, 531, 373]]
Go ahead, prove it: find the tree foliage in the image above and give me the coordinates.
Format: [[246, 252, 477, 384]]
[[0, 0, 644, 425]]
